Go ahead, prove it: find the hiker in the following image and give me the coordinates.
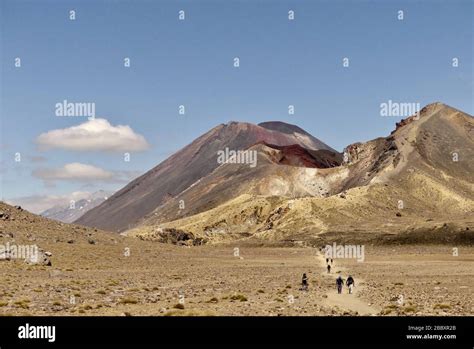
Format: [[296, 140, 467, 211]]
[[346, 275, 355, 294], [301, 273, 309, 291], [330, 258, 333, 264], [326, 258, 329, 264], [336, 275, 344, 294], [327, 264, 331, 273]]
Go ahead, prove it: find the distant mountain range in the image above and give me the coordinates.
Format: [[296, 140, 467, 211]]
[[41, 190, 112, 223], [76, 103, 474, 245]]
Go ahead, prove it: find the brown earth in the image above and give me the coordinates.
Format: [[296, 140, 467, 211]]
[[1, 202, 473, 316]]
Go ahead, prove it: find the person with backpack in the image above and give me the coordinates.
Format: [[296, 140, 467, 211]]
[[301, 273, 309, 291], [327, 264, 331, 273], [336, 275, 344, 294], [346, 275, 355, 294]]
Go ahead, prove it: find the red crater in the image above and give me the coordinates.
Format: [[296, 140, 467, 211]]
[[257, 141, 342, 169]]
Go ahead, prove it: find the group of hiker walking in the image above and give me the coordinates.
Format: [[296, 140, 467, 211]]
[[300, 258, 356, 294], [336, 274, 355, 294]]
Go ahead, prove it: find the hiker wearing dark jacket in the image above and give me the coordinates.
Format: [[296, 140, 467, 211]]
[[301, 273, 308, 291], [346, 275, 355, 294], [336, 275, 344, 294]]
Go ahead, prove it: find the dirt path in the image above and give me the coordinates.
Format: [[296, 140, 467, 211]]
[[316, 252, 380, 315]]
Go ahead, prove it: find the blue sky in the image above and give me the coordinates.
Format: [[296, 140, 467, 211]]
[[1, 0, 472, 212]]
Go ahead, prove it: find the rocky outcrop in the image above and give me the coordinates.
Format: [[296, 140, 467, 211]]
[[138, 228, 207, 246]]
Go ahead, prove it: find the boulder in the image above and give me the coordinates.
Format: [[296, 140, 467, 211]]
[[25, 249, 52, 266]]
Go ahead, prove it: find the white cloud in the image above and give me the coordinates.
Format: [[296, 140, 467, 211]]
[[36, 118, 150, 152], [31, 163, 142, 185], [33, 163, 114, 181]]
